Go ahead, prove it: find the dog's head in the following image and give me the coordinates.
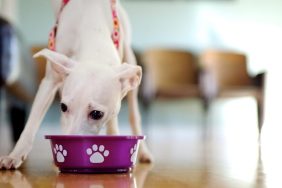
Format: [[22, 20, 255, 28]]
[[34, 49, 142, 134]]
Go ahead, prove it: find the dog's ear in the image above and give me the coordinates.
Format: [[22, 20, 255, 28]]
[[116, 63, 142, 98], [33, 48, 76, 75]]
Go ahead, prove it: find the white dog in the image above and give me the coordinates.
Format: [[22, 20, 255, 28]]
[[0, 0, 152, 169]]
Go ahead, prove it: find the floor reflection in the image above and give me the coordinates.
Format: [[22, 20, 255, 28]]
[[0, 170, 32, 188], [0, 164, 152, 188], [56, 173, 133, 188], [55, 164, 152, 188]]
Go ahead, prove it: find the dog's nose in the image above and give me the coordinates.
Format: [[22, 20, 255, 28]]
[[64, 122, 80, 135]]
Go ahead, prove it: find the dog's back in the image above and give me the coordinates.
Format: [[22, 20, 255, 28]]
[[51, 0, 123, 62]]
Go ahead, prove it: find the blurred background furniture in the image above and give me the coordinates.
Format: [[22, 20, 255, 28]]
[[30, 45, 47, 85], [199, 50, 265, 134], [0, 16, 34, 143], [140, 48, 202, 120]]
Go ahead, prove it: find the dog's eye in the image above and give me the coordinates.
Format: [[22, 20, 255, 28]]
[[89, 110, 104, 120], [61, 103, 68, 112]]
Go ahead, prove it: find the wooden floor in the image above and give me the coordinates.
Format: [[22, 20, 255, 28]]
[[0, 99, 281, 188]]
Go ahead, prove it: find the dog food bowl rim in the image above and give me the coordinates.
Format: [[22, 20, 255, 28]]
[[45, 135, 145, 140]]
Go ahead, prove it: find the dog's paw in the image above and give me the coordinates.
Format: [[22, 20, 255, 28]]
[[138, 146, 154, 163], [0, 155, 25, 170], [139, 151, 153, 163]]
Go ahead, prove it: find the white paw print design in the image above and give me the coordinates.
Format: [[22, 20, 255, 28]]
[[130, 144, 138, 163], [54, 144, 67, 163], [86, 144, 109, 163]]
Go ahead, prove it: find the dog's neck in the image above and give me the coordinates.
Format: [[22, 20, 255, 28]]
[[74, 33, 120, 66]]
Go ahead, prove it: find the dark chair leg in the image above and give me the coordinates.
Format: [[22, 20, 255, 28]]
[[203, 97, 209, 115], [8, 105, 26, 143], [252, 72, 265, 137], [202, 96, 211, 123], [201, 97, 211, 140], [257, 99, 263, 137], [140, 97, 152, 135]]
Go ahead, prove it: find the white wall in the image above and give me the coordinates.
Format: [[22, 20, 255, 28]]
[[122, 0, 282, 75], [18, 0, 54, 46], [16, 0, 282, 74]]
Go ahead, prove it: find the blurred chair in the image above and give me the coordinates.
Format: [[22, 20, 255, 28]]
[[199, 50, 265, 134], [141, 48, 202, 112], [30, 45, 47, 85], [31, 45, 64, 102]]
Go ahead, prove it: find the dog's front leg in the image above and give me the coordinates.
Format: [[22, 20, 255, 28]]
[[127, 89, 153, 163], [106, 117, 119, 135], [123, 45, 153, 163], [0, 63, 60, 169]]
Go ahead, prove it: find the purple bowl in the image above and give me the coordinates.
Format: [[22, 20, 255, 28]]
[[45, 135, 145, 173]]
